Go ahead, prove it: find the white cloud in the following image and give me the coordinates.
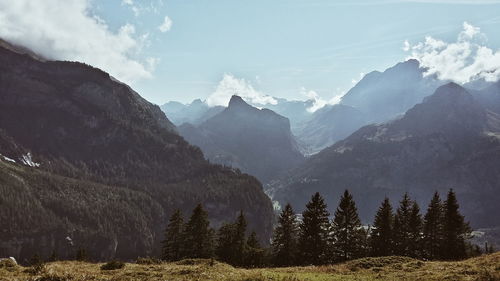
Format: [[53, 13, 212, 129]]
[[405, 22, 500, 83], [0, 0, 154, 85], [301, 87, 343, 113], [206, 74, 277, 107], [158, 16, 173, 32]]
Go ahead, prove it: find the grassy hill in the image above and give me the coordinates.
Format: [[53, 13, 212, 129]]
[[1, 253, 499, 281]]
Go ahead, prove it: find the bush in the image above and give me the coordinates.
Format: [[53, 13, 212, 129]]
[[100, 260, 125, 270], [136, 257, 161, 265], [0, 258, 16, 268]]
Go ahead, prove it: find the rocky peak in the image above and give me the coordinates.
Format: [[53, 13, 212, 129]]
[[227, 95, 252, 110]]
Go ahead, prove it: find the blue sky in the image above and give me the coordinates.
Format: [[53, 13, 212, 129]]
[[2, 0, 500, 105]]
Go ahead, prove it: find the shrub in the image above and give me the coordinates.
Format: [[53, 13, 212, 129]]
[[0, 258, 16, 268], [100, 260, 125, 270]]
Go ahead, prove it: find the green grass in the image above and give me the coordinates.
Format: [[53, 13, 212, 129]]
[[1, 253, 499, 281]]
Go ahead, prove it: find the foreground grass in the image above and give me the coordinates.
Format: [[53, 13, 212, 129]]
[[1, 253, 499, 281]]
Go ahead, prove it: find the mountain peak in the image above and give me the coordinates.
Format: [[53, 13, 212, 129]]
[[228, 95, 251, 109]]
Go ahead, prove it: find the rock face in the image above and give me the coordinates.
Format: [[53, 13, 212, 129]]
[[0, 40, 274, 261], [269, 83, 500, 228], [179, 95, 305, 184]]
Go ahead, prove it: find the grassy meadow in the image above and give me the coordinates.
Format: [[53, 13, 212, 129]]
[[1, 253, 499, 281]]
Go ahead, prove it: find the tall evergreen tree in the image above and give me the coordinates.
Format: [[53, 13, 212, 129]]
[[216, 223, 235, 263], [393, 193, 412, 256], [183, 204, 214, 258], [271, 203, 299, 267], [442, 189, 470, 260], [408, 201, 423, 258], [422, 192, 444, 260], [232, 211, 248, 266], [245, 231, 264, 268], [370, 197, 394, 257], [298, 192, 330, 265], [330, 190, 365, 262], [162, 209, 185, 261]]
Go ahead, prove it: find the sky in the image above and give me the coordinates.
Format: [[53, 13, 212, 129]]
[[1, 0, 500, 107]]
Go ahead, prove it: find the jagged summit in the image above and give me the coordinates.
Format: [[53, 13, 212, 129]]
[[228, 95, 252, 109]]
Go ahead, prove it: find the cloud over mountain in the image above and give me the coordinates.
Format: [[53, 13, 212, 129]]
[[206, 74, 278, 106], [0, 0, 155, 85], [405, 22, 500, 84]]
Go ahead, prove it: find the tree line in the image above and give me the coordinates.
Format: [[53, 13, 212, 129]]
[[162, 189, 484, 267]]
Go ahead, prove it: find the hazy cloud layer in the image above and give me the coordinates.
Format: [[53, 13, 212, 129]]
[[0, 0, 156, 85], [207, 74, 278, 106], [301, 87, 343, 113], [405, 22, 500, 83]]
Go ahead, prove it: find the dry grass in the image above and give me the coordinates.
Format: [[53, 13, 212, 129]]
[[1, 253, 499, 281]]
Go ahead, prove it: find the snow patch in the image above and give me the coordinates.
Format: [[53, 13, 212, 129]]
[[1, 154, 17, 163], [21, 153, 40, 167]]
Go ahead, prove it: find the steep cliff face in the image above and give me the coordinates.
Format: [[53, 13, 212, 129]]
[[0, 41, 274, 261], [179, 95, 304, 184], [269, 83, 500, 228]]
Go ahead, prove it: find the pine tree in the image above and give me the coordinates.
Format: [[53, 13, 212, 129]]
[[422, 192, 444, 260], [408, 201, 423, 258], [298, 192, 330, 265], [183, 204, 214, 259], [330, 190, 365, 262], [442, 189, 470, 260], [232, 211, 248, 266], [216, 222, 235, 263], [271, 203, 299, 266], [370, 197, 394, 257], [393, 193, 412, 256], [161, 209, 185, 261], [245, 231, 264, 267]]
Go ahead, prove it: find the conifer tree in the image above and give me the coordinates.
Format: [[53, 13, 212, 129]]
[[216, 223, 235, 263], [408, 201, 423, 258], [232, 211, 248, 266], [442, 189, 470, 260], [422, 192, 444, 260], [330, 190, 365, 262], [245, 231, 264, 267], [183, 204, 214, 258], [271, 203, 299, 266], [298, 192, 330, 265], [393, 193, 412, 256], [162, 209, 185, 261], [370, 197, 394, 256]]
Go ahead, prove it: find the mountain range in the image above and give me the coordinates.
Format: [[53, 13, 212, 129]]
[[268, 82, 500, 228], [0, 40, 274, 261]]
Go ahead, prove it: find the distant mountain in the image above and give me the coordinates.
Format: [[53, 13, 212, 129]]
[[289, 60, 444, 153], [179, 95, 305, 184], [252, 98, 314, 132], [0, 40, 274, 261], [160, 99, 224, 125], [268, 83, 500, 228], [294, 104, 367, 154], [472, 80, 500, 115], [341, 59, 444, 123]]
